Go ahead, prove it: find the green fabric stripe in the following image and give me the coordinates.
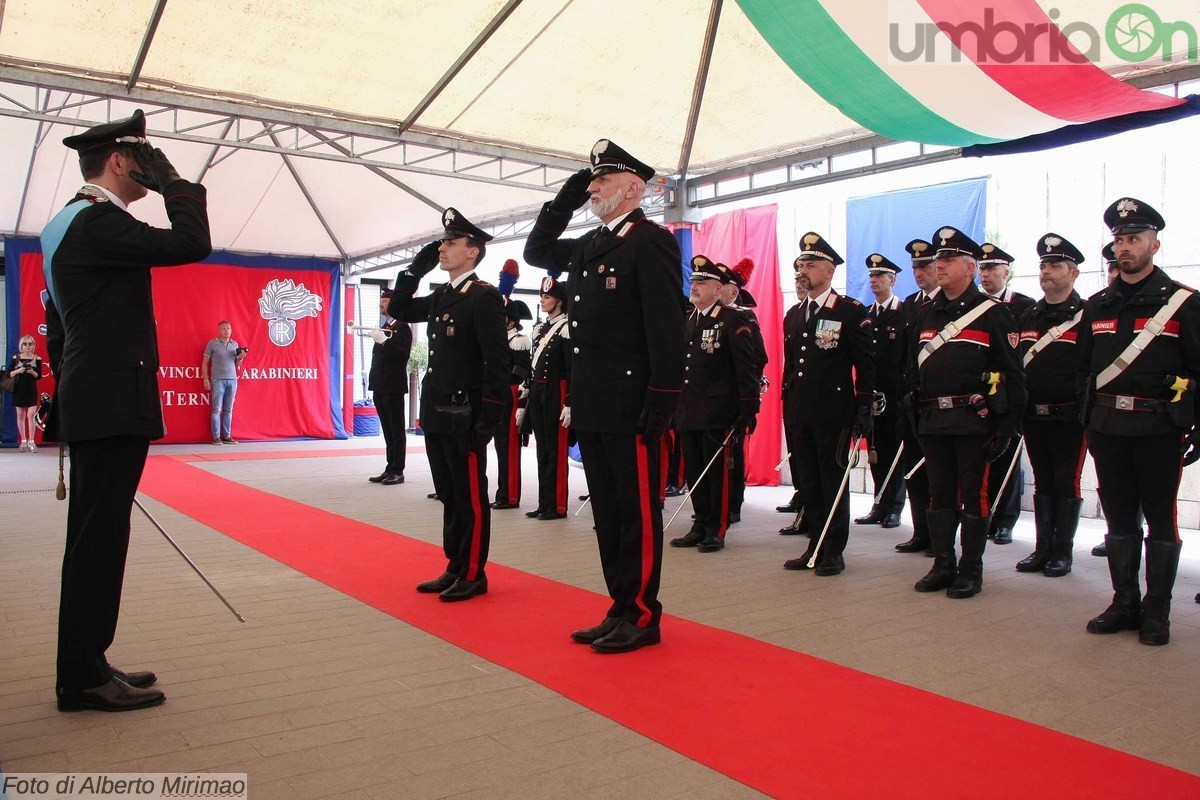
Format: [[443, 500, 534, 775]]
[[735, 0, 1001, 146]]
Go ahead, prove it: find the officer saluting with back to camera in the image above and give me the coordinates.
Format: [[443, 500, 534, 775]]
[[388, 208, 510, 602], [1078, 198, 1200, 646]]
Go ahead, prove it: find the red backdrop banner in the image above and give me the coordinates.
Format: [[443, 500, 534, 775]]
[[693, 205, 783, 486], [6, 238, 345, 445]]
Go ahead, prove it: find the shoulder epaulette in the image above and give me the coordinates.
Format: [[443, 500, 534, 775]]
[[510, 334, 531, 351]]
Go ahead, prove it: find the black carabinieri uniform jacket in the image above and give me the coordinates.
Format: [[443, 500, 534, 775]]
[[388, 274, 510, 435], [674, 304, 761, 432], [368, 318, 413, 395], [1017, 290, 1084, 416], [782, 291, 875, 428], [1076, 267, 1200, 436], [908, 282, 1026, 436], [43, 183, 211, 442], [524, 207, 685, 433]]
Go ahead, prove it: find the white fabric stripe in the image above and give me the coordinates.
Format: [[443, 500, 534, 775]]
[[818, 0, 1068, 139]]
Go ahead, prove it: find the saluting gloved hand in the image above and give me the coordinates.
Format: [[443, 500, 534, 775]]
[[129, 143, 183, 193], [1182, 426, 1200, 466], [986, 417, 1019, 463], [548, 168, 593, 214], [559, 406, 572, 428], [367, 330, 388, 345], [409, 240, 443, 279]]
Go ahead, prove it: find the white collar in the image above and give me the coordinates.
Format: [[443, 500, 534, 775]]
[[601, 210, 637, 235], [83, 183, 127, 211], [448, 271, 473, 290], [693, 302, 718, 317], [809, 287, 833, 309]]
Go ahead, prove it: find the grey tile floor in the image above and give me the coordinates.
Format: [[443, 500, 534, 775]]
[[2, 438, 1198, 798]]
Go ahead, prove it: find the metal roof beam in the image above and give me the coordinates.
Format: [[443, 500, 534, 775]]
[[398, 0, 524, 135], [268, 131, 347, 260], [676, 0, 722, 177], [126, 0, 169, 91], [304, 128, 443, 213]]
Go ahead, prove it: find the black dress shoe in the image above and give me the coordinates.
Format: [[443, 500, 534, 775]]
[[992, 527, 1013, 545], [491, 501, 519, 509], [779, 515, 810, 535], [664, 485, 684, 497], [368, 471, 391, 483], [895, 535, 931, 553], [727, 511, 740, 524], [381, 473, 405, 485], [537, 511, 567, 520], [416, 571, 457, 593], [854, 508, 884, 525], [57, 678, 165, 712], [524, 508, 545, 518], [1091, 541, 1107, 557], [571, 617, 621, 643], [814, 554, 845, 576], [590, 620, 661, 653], [881, 513, 902, 529], [670, 528, 706, 547], [697, 536, 725, 553], [427, 492, 440, 500], [784, 542, 818, 570], [111, 667, 157, 688], [578, 494, 590, 501], [439, 576, 488, 602], [776, 502, 799, 513]]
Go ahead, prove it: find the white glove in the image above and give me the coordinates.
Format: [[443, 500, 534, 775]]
[[559, 406, 571, 428], [368, 330, 388, 345], [514, 408, 525, 428]]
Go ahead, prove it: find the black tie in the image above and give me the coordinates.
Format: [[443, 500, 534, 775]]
[[805, 300, 816, 325]]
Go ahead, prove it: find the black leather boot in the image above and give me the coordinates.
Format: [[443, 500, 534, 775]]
[[914, 508, 958, 592], [1139, 539, 1182, 646], [1086, 535, 1142, 634], [1043, 498, 1083, 577], [895, 500, 931, 553], [1016, 494, 1054, 573], [947, 514, 988, 598]]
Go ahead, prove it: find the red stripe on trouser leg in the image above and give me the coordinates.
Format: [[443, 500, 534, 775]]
[[466, 450, 483, 580], [978, 461, 991, 517], [555, 380, 569, 514], [658, 432, 669, 503], [634, 435, 654, 627], [507, 385, 521, 504], [717, 438, 731, 540]]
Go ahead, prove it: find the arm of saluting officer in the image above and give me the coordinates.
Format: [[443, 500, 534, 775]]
[[386, 278, 432, 324], [84, 182, 211, 266], [637, 228, 686, 409], [523, 202, 583, 275]]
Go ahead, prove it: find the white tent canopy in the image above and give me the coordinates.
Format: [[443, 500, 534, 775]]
[[1, 0, 1196, 269]]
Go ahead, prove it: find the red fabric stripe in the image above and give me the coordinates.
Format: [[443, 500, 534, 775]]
[[555, 380, 569, 514], [1136, 319, 1181, 336], [634, 435, 654, 627], [979, 460, 992, 517], [506, 386, 521, 504], [658, 433, 670, 504], [717, 438, 731, 540], [1072, 433, 1088, 499], [466, 450, 483, 581], [916, 0, 1184, 122], [953, 330, 990, 347]]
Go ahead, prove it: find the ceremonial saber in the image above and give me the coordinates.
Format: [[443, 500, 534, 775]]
[[989, 437, 1025, 518], [903, 457, 925, 480], [807, 436, 861, 568], [133, 496, 246, 623], [872, 442, 905, 505], [774, 450, 790, 471], [574, 496, 590, 516], [665, 429, 736, 531]]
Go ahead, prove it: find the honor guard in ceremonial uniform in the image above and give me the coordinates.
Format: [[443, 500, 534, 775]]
[[1014, 234, 1087, 577], [1090, 242, 1128, 559], [719, 258, 769, 524], [44, 110, 211, 711], [782, 233, 875, 576], [856, 254, 907, 529], [669, 256, 761, 553], [523, 275, 573, 520], [492, 260, 532, 510], [388, 208, 510, 602], [978, 243, 1035, 545], [367, 290, 414, 485], [1078, 198, 1200, 646], [894, 239, 939, 554], [906, 228, 1026, 599], [525, 139, 685, 653]]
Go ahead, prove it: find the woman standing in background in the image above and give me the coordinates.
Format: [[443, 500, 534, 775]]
[[8, 335, 44, 452]]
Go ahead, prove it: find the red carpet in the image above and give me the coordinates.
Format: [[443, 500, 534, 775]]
[[139, 456, 1200, 799]]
